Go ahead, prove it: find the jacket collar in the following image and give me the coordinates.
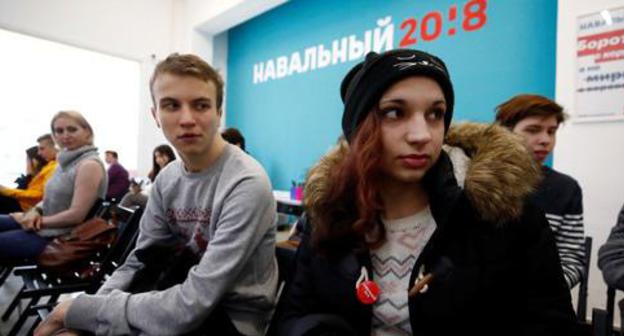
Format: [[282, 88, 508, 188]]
[[304, 122, 541, 227]]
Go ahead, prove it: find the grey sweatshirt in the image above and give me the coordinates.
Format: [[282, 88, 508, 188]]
[[599, 203, 624, 289], [65, 144, 279, 335]]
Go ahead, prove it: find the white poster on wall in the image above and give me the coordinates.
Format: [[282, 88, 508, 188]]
[[576, 7, 624, 122]]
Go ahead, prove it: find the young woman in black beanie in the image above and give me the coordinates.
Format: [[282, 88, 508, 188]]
[[275, 49, 580, 336]]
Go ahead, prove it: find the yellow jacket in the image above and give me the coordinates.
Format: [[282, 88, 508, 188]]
[[1, 160, 57, 211]]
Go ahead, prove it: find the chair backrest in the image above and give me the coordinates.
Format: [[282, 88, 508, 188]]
[[96, 205, 144, 279], [264, 245, 298, 336], [577, 236, 592, 322], [69, 204, 143, 292], [85, 198, 108, 220]]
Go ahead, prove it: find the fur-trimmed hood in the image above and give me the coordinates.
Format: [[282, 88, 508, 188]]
[[304, 122, 541, 224]]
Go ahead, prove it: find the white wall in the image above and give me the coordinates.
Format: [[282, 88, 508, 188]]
[[181, 0, 287, 126], [0, 0, 173, 175], [0, 0, 286, 174], [556, 0, 624, 324]]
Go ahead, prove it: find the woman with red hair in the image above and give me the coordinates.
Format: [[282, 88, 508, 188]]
[[276, 49, 579, 335]]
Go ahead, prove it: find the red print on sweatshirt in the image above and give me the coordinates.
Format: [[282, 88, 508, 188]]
[[165, 207, 212, 253]]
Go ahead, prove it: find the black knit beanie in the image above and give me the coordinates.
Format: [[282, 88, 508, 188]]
[[340, 49, 454, 141]]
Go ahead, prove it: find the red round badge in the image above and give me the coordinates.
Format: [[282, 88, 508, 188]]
[[356, 280, 380, 305]]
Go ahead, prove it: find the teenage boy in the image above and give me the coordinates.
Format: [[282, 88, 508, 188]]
[[36, 54, 278, 336], [496, 94, 585, 289]]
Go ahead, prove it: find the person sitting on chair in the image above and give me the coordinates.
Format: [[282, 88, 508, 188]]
[[222, 127, 246, 151], [0, 145, 53, 214], [599, 201, 624, 289], [104, 150, 130, 202], [36, 53, 278, 336], [275, 49, 578, 335], [495, 94, 585, 289], [147, 144, 176, 182], [119, 178, 148, 209], [0, 111, 107, 264]]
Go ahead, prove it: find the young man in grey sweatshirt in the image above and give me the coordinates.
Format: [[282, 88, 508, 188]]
[[35, 54, 279, 336]]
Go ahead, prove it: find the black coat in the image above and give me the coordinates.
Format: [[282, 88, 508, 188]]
[[275, 124, 581, 336]]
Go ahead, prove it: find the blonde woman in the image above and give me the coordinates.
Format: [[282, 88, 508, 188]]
[[0, 111, 107, 263]]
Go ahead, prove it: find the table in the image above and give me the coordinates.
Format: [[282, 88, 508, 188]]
[[273, 190, 303, 216]]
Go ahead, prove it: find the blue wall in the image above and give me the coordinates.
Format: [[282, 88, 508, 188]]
[[227, 0, 557, 190]]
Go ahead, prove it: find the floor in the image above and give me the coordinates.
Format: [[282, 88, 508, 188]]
[[0, 221, 295, 336], [0, 273, 29, 336]]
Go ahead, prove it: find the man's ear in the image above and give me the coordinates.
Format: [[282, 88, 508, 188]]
[[217, 108, 223, 118], [151, 107, 161, 128]]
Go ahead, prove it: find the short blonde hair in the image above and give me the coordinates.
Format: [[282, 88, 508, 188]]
[[149, 53, 224, 109], [50, 110, 95, 145]]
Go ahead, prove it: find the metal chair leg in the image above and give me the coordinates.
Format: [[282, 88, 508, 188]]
[[2, 283, 25, 321], [0, 266, 12, 287], [8, 296, 41, 336]]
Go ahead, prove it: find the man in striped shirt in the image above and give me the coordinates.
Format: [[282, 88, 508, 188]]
[[495, 94, 585, 288]]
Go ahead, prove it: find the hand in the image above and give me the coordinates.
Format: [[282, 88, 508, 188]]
[[9, 212, 24, 223], [13, 210, 42, 231], [34, 299, 73, 336], [25, 214, 43, 231]]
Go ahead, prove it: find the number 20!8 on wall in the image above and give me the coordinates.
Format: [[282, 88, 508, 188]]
[[399, 0, 488, 47]]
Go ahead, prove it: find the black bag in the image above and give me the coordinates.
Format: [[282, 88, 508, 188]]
[[128, 244, 243, 336]]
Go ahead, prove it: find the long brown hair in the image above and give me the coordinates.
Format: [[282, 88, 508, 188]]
[[310, 111, 388, 253], [148, 144, 177, 182]]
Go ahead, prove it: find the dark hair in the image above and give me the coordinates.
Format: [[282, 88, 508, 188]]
[[495, 94, 566, 129], [129, 178, 143, 188], [105, 150, 118, 159], [311, 111, 386, 252], [148, 144, 177, 182], [221, 128, 246, 151], [26, 146, 47, 174], [150, 53, 224, 110]]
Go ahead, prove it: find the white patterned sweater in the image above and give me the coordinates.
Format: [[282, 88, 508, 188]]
[[371, 207, 437, 336]]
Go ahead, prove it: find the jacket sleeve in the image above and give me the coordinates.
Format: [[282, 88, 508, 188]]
[[275, 217, 356, 336], [276, 217, 317, 335], [555, 183, 585, 289], [598, 203, 624, 289], [521, 202, 580, 335], [1, 165, 54, 204], [1, 186, 43, 203]]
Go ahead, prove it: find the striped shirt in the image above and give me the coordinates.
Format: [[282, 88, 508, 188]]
[[532, 166, 585, 289]]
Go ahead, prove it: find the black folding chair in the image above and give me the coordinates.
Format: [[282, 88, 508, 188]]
[[0, 199, 108, 289], [592, 286, 618, 336], [2, 204, 143, 336], [577, 236, 592, 322]]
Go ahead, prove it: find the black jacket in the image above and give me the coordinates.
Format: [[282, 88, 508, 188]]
[[276, 123, 580, 336]]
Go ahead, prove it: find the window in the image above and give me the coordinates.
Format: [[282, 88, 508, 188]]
[[0, 28, 140, 185]]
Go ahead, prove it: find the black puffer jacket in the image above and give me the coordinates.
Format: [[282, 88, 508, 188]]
[[276, 123, 580, 336]]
